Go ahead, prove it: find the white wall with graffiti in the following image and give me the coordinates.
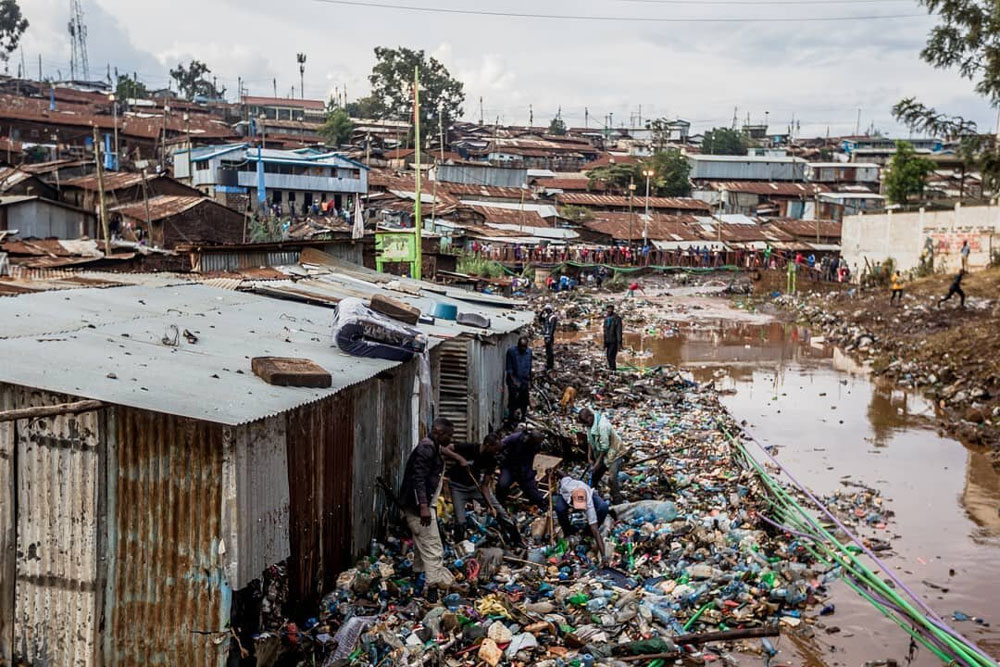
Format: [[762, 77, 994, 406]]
[[842, 204, 999, 273]]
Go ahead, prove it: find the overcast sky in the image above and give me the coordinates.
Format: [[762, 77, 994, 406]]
[[12, 0, 998, 137]]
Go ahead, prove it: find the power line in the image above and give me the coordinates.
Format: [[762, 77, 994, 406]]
[[615, 0, 914, 4], [310, 0, 926, 21]]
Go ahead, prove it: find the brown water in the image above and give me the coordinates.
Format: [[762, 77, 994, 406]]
[[567, 311, 1000, 665]]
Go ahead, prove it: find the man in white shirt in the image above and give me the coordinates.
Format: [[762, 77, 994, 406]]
[[554, 474, 609, 561]]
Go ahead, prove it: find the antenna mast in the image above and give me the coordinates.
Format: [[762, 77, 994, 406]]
[[68, 0, 90, 81]]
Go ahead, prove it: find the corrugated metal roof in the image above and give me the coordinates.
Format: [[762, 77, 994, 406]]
[[113, 195, 208, 221], [704, 181, 830, 196], [583, 213, 701, 241], [0, 284, 412, 425], [554, 193, 711, 211]]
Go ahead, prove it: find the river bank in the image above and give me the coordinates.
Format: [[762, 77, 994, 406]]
[[767, 267, 1000, 457]]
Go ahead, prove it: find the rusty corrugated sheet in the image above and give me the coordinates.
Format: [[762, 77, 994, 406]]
[[106, 408, 229, 667], [286, 396, 354, 605], [6, 385, 103, 667]]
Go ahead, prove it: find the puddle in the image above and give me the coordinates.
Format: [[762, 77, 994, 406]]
[[565, 305, 1000, 665]]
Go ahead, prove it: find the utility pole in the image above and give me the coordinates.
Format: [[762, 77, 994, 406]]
[[273, 78, 277, 98], [585, 107, 588, 129], [38, 54, 42, 81], [642, 168, 653, 247], [628, 178, 636, 250], [855, 108, 861, 136], [109, 93, 118, 170], [140, 168, 155, 246], [185, 113, 192, 183], [159, 103, 170, 172], [479, 96, 484, 125], [412, 66, 423, 281], [92, 126, 110, 255], [529, 104, 533, 127]]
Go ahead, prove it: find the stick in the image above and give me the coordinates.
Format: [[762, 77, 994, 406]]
[[502, 555, 545, 570], [547, 469, 555, 546], [617, 627, 780, 662], [0, 400, 104, 423]]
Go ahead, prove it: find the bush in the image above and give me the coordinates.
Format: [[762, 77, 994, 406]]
[[457, 254, 506, 278]]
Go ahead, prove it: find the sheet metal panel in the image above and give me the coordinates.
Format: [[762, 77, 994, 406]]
[[225, 416, 291, 589], [106, 408, 228, 667], [285, 395, 354, 605], [470, 333, 520, 443], [0, 284, 401, 425], [0, 386, 15, 662], [10, 386, 103, 667]]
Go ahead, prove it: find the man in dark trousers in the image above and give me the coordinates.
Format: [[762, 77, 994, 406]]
[[938, 269, 967, 308], [505, 336, 532, 424], [496, 428, 547, 510], [398, 417, 465, 596], [602, 304, 624, 371], [541, 305, 558, 371], [447, 433, 522, 546]]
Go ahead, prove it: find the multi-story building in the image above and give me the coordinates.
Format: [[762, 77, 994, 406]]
[[174, 144, 368, 214]]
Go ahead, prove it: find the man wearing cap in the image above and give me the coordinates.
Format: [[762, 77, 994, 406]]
[[554, 474, 608, 561], [541, 304, 558, 372], [578, 408, 626, 504]]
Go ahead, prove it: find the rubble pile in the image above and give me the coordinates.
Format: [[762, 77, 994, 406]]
[[773, 277, 1000, 454], [259, 292, 892, 666]]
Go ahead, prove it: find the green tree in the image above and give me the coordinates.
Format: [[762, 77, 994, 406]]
[[586, 162, 640, 194], [559, 204, 594, 223], [548, 116, 567, 135], [884, 141, 935, 204], [320, 104, 354, 147], [115, 73, 148, 100], [0, 0, 27, 64], [368, 46, 465, 129], [345, 95, 380, 119], [646, 149, 692, 197], [917, 0, 1000, 102], [701, 127, 748, 155], [169, 60, 224, 100]]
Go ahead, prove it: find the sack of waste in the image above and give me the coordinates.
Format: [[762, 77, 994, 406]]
[[331, 297, 427, 362]]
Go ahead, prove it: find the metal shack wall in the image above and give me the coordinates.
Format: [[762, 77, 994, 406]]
[[469, 332, 521, 442], [285, 395, 355, 605], [351, 360, 418, 556], [0, 385, 104, 667], [105, 407, 229, 667], [223, 416, 291, 590], [438, 338, 472, 442]]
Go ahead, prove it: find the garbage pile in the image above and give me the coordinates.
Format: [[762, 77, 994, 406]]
[[265, 293, 882, 666]]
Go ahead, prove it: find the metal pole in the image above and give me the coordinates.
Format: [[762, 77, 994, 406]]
[[93, 126, 110, 256], [110, 94, 119, 170], [644, 170, 651, 247], [413, 66, 423, 281]]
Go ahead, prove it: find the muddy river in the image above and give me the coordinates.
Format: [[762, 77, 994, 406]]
[[563, 296, 1000, 665]]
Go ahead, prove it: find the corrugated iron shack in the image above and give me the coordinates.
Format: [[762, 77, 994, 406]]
[[0, 277, 530, 666]]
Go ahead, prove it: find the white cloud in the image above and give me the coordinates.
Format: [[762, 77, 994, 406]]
[[10, 0, 995, 135]]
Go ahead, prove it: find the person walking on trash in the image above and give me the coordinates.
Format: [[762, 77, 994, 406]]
[[890, 270, 904, 305], [938, 269, 967, 308], [540, 304, 558, 372], [578, 407, 626, 505], [603, 304, 624, 371], [446, 433, 524, 547], [551, 467, 609, 564], [398, 417, 467, 597], [505, 336, 532, 424]]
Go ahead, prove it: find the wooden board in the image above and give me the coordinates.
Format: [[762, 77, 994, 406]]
[[251, 357, 332, 388], [370, 293, 421, 325], [533, 454, 563, 489]]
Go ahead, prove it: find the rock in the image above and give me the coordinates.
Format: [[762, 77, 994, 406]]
[[487, 620, 513, 644], [964, 407, 986, 423], [479, 638, 502, 667]]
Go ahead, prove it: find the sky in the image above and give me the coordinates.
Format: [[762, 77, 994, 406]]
[[10, 0, 999, 138]]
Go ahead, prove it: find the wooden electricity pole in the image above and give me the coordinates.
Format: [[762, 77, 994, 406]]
[[92, 126, 110, 255]]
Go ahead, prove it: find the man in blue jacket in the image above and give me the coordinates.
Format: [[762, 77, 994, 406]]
[[505, 336, 532, 425]]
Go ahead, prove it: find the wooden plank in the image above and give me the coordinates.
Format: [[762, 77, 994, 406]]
[[0, 389, 13, 662], [370, 294, 421, 325], [251, 357, 332, 388], [0, 399, 104, 423]]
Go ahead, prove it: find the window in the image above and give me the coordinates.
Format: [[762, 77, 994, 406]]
[[196, 161, 210, 171]]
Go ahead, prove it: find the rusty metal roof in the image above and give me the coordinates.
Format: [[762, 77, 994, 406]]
[[583, 213, 701, 241], [468, 205, 552, 228], [555, 192, 711, 211], [113, 195, 208, 222], [441, 183, 527, 200], [702, 181, 830, 196], [761, 218, 842, 239], [242, 95, 326, 110]]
